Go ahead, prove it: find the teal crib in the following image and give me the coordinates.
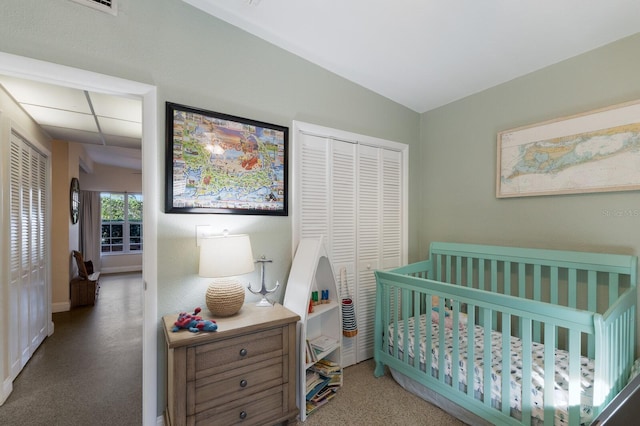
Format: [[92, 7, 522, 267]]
[[374, 242, 637, 426]]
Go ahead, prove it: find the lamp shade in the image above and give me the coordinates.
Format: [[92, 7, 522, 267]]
[[199, 234, 255, 278]]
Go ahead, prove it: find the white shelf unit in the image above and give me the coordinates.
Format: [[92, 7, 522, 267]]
[[283, 237, 342, 421]]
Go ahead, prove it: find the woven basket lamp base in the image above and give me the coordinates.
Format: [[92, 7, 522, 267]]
[[206, 278, 245, 317]]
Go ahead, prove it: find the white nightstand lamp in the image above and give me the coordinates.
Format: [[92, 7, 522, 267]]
[[199, 234, 255, 316]]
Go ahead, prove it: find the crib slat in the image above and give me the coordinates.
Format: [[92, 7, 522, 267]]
[[451, 300, 460, 391], [568, 329, 581, 426], [402, 289, 410, 364], [392, 287, 399, 359], [413, 292, 421, 371], [588, 271, 597, 358], [467, 257, 473, 288], [533, 264, 542, 343], [501, 313, 511, 417], [466, 305, 476, 398], [550, 267, 559, 347], [479, 258, 485, 291], [426, 294, 433, 379], [446, 255, 452, 284], [521, 318, 533, 425], [504, 261, 511, 296], [483, 308, 492, 408], [608, 272, 619, 306], [491, 260, 498, 326], [568, 269, 577, 308], [438, 297, 446, 383], [456, 256, 462, 286], [543, 325, 556, 426]]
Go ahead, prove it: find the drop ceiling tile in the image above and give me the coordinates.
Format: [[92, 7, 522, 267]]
[[22, 104, 97, 132], [41, 125, 103, 145], [98, 116, 142, 138], [0, 75, 91, 113], [90, 91, 142, 122], [102, 133, 141, 149]]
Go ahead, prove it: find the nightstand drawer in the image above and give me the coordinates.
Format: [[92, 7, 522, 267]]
[[190, 327, 285, 379], [193, 385, 289, 426], [191, 356, 285, 414]]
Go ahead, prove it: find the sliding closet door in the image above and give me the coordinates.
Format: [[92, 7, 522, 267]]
[[9, 130, 48, 378], [295, 121, 406, 367]]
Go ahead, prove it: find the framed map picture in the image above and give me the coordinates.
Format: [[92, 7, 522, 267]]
[[165, 102, 288, 215], [497, 99, 640, 198]]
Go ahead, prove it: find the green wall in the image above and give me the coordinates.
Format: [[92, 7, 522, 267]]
[[0, 0, 420, 418], [420, 32, 640, 350]]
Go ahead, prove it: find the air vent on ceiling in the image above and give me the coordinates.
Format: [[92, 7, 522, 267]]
[[70, 0, 117, 16]]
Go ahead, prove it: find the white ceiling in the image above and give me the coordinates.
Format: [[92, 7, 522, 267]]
[[0, 75, 142, 170], [183, 0, 640, 113]]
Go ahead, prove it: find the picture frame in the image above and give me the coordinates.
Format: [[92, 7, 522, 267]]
[[497, 99, 640, 198], [165, 102, 288, 215]]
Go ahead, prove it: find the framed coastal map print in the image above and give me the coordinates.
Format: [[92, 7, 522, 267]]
[[497, 99, 640, 198], [165, 102, 288, 215]]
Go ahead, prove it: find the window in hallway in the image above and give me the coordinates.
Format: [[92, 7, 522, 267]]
[[100, 192, 143, 253]]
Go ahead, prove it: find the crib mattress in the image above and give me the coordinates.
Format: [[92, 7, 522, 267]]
[[387, 315, 595, 425]]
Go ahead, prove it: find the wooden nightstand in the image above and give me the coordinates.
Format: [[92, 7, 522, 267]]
[[162, 303, 300, 426]]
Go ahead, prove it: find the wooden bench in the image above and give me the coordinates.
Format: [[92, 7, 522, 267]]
[[70, 250, 100, 308]]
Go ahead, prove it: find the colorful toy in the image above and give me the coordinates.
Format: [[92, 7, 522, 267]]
[[172, 307, 218, 333]]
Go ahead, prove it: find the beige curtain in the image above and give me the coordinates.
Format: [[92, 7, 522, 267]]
[[79, 190, 101, 272]]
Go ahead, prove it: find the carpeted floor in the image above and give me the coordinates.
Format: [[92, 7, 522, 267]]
[[296, 359, 465, 426], [0, 273, 143, 426]]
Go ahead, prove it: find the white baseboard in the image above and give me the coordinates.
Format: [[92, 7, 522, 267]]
[[156, 414, 164, 425], [101, 265, 142, 274], [52, 301, 70, 313], [0, 377, 13, 406]]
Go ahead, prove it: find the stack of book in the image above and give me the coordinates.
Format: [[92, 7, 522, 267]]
[[305, 359, 342, 415]]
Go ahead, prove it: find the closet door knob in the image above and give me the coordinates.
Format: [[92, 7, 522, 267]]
[[239, 348, 247, 357], [240, 379, 247, 388], [239, 411, 247, 419]]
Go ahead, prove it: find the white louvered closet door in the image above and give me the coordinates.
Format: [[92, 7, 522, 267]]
[[355, 145, 403, 362], [9, 131, 48, 379], [296, 123, 405, 367]]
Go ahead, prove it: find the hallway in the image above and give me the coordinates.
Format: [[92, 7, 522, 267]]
[[0, 273, 143, 425]]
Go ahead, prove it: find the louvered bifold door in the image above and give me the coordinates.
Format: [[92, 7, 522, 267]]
[[381, 149, 402, 270], [299, 133, 329, 240], [329, 140, 357, 367], [9, 131, 48, 378], [356, 144, 383, 362]]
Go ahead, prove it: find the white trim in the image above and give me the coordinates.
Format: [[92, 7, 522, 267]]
[[1, 377, 12, 405], [101, 265, 143, 274], [0, 51, 158, 425]]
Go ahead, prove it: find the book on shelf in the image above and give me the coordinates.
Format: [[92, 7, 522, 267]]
[[305, 340, 318, 363], [309, 335, 339, 353], [310, 358, 341, 375], [306, 376, 331, 401]]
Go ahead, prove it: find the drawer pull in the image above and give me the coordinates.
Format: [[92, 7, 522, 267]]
[[239, 348, 248, 357], [239, 410, 247, 420], [240, 379, 247, 388]]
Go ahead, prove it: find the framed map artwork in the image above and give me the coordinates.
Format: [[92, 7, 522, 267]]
[[165, 102, 288, 215], [497, 99, 640, 198]]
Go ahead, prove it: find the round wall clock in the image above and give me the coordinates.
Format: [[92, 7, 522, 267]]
[[70, 177, 80, 224]]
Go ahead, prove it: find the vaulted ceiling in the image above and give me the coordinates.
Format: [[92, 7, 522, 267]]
[[184, 0, 640, 113]]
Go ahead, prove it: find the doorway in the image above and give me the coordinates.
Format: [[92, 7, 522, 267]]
[[0, 51, 158, 425]]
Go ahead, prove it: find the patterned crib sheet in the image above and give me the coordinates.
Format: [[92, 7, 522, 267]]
[[388, 314, 595, 425]]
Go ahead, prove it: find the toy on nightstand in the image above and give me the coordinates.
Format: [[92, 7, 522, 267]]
[[172, 307, 218, 333]]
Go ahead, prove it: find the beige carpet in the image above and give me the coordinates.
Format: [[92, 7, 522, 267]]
[[296, 359, 465, 426]]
